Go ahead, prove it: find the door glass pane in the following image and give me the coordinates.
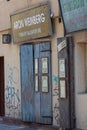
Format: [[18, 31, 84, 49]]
[[42, 76, 48, 92], [41, 58, 48, 73], [35, 76, 38, 92], [35, 58, 38, 74]]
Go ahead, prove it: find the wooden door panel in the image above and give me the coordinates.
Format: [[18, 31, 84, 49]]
[[34, 42, 52, 124], [21, 43, 52, 124], [20, 45, 34, 122], [40, 52, 52, 117], [34, 93, 40, 123]]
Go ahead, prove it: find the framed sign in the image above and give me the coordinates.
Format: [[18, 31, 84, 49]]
[[59, 59, 65, 78], [60, 80, 66, 98], [41, 57, 48, 73], [42, 76, 48, 92], [59, 0, 87, 34], [11, 3, 52, 43]]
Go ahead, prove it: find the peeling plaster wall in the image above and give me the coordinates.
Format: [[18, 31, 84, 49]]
[[0, 0, 61, 124], [0, 30, 21, 119], [74, 32, 87, 129], [51, 18, 64, 126]]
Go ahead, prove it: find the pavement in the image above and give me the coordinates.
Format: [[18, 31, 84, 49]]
[[0, 117, 82, 130], [0, 117, 59, 130], [0, 123, 53, 130]]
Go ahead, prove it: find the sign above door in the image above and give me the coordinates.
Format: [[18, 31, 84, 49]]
[[11, 3, 53, 43]]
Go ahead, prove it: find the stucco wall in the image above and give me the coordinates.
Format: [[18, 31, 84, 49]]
[[0, 30, 21, 119], [0, 0, 28, 31], [74, 32, 87, 129], [0, 0, 64, 126], [52, 18, 64, 126]]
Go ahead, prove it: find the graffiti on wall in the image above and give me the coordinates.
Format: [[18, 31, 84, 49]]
[[5, 65, 21, 118], [53, 75, 60, 126]]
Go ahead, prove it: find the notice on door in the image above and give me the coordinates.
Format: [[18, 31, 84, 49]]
[[42, 57, 48, 73], [42, 76, 48, 92]]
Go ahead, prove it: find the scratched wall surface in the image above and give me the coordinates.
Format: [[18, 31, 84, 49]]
[[5, 65, 21, 118], [51, 19, 64, 126], [52, 75, 60, 126], [0, 31, 21, 119], [51, 19, 60, 126]]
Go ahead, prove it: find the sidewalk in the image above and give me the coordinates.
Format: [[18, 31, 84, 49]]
[[0, 116, 59, 130], [0, 117, 82, 130]]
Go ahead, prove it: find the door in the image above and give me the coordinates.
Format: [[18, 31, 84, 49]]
[[57, 37, 75, 129], [0, 57, 5, 116], [20, 42, 52, 124], [34, 42, 52, 124], [20, 45, 34, 122]]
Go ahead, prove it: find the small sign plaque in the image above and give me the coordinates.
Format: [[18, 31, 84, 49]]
[[59, 59, 65, 78], [42, 76, 48, 92], [42, 58, 48, 73], [58, 40, 66, 52], [60, 80, 66, 98]]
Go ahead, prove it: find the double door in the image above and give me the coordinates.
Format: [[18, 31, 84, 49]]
[[20, 42, 52, 124]]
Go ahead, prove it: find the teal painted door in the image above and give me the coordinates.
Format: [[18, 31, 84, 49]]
[[20, 42, 52, 124], [20, 45, 34, 122], [34, 42, 52, 124]]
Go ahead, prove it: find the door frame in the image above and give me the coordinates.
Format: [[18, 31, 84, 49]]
[[57, 37, 75, 129], [0, 56, 5, 116]]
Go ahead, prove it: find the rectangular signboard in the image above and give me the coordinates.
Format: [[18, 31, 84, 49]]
[[11, 3, 52, 43], [59, 0, 87, 34], [60, 80, 66, 98]]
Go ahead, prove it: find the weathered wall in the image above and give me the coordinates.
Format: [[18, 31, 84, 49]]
[[0, 0, 62, 125], [0, 0, 28, 31], [52, 18, 64, 126], [74, 32, 87, 130], [0, 30, 21, 119], [27, 0, 59, 17]]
